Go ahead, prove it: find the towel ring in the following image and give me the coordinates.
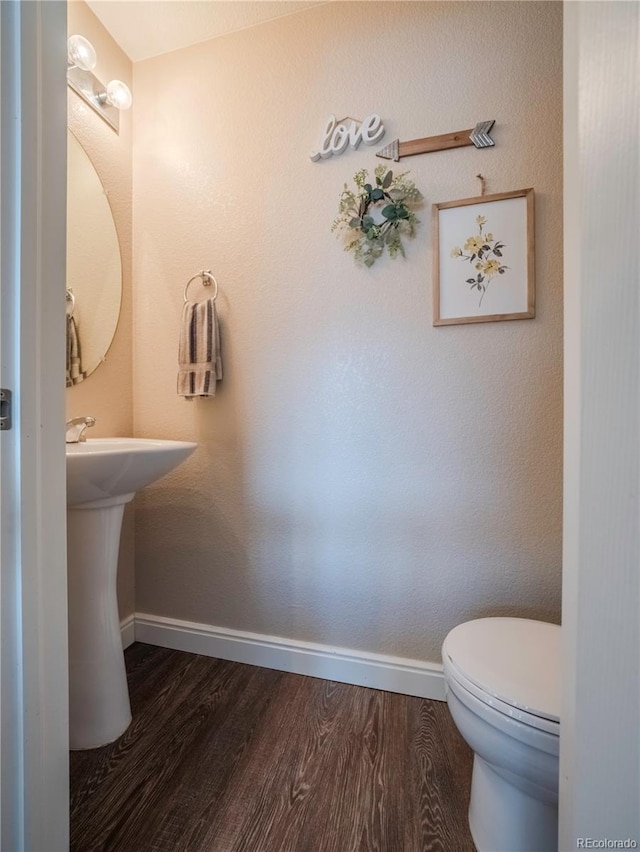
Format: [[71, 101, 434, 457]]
[[184, 270, 218, 303]]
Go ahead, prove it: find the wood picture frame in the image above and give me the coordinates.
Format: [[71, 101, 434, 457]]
[[433, 188, 535, 326]]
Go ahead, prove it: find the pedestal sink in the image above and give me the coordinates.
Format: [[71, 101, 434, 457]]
[[66, 438, 196, 749]]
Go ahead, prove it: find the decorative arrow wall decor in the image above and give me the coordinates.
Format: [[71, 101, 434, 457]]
[[376, 120, 496, 162]]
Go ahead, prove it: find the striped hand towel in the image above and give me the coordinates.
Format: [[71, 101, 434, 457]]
[[66, 314, 85, 387], [177, 298, 222, 399]]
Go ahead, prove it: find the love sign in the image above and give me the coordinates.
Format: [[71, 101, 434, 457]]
[[310, 114, 385, 162]]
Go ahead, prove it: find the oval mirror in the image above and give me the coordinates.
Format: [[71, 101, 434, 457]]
[[66, 131, 122, 384]]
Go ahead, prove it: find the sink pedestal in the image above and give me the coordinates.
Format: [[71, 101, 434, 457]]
[[67, 495, 133, 750], [66, 438, 197, 750]]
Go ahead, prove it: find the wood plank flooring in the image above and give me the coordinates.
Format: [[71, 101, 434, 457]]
[[70, 643, 475, 852]]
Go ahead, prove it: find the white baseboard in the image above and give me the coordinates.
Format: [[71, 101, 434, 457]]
[[120, 613, 135, 650], [132, 612, 446, 702]]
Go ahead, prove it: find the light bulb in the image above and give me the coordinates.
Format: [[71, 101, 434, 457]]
[[105, 80, 132, 111], [67, 35, 97, 72]]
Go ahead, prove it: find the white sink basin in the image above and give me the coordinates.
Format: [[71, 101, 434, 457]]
[[66, 437, 196, 749], [66, 437, 197, 508]]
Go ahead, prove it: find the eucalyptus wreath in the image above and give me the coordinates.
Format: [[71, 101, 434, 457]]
[[332, 165, 423, 267]]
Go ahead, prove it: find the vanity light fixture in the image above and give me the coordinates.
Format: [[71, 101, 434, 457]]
[[67, 35, 132, 133]]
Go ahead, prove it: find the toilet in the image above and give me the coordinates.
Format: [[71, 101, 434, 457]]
[[442, 617, 560, 852]]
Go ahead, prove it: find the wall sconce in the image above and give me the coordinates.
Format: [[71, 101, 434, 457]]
[[67, 35, 132, 133]]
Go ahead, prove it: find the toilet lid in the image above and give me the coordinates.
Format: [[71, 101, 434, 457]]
[[442, 617, 560, 724]]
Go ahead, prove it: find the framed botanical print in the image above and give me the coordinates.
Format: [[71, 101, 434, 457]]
[[433, 188, 535, 326]]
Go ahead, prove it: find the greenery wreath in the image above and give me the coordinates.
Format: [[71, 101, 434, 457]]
[[332, 165, 423, 267]]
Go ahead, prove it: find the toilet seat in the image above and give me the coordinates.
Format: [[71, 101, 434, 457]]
[[445, 656, 559, 735], [442, 617, 560, 734]]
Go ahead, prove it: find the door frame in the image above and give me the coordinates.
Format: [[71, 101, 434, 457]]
[[560, 1, 639, 845], [1, 1, 638, 849], [0, 2, 68, 849]]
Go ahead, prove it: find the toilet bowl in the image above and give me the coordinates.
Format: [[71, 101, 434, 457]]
[[442, 617, 561, 852]]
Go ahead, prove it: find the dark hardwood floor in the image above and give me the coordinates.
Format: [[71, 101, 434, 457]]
[[70, 643, 475, 852]]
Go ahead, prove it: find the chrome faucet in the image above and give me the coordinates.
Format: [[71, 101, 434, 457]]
[[65, 416, 96, 443]]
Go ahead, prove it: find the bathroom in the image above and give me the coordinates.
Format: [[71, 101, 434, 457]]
[[1, 1, 638, 850], [67, 0, 562, 843]]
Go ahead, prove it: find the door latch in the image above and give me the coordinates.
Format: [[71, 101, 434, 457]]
[[0, 389, 12, 431]]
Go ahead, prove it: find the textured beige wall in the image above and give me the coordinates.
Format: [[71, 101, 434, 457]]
[[67, 0, 135, 618], [132, 1, 563, 662]]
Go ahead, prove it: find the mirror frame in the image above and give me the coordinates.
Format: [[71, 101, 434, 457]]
[[67, 128, 124, 382]]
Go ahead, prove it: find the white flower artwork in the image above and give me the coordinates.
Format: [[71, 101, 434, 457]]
[[433, 189, 535, 326]]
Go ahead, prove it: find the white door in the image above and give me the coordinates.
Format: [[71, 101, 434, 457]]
[[0, 2, 69, 850]]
